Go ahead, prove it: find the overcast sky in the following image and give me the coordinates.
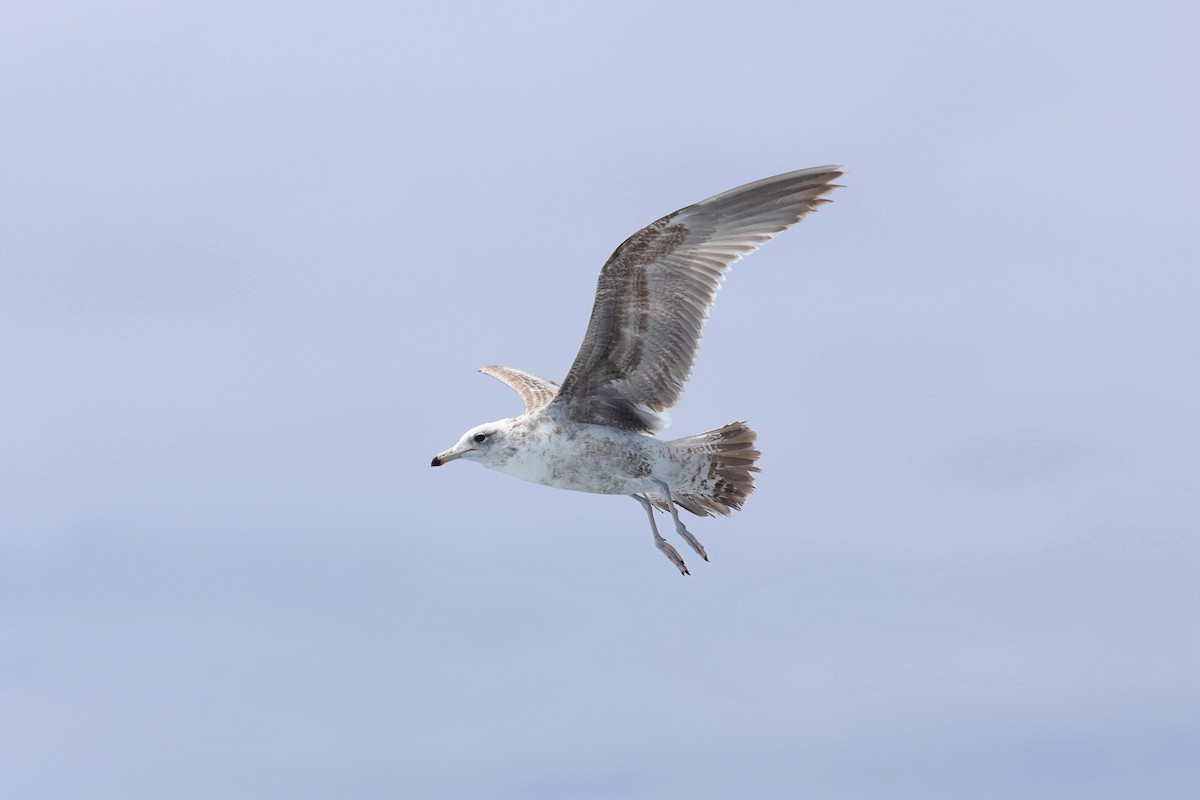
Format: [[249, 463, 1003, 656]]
[[2, 2, 1198, 798]]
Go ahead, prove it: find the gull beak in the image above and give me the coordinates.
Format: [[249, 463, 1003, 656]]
[[431, 447, 469, 467]]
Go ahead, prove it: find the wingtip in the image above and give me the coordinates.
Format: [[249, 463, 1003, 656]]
[[797, 163, 845, 178], [813, 165, 846, 185]]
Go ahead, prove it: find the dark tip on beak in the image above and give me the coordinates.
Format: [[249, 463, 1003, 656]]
[[431, 456, 443, 467]]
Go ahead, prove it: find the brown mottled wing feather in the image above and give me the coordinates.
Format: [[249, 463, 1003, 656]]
[[551, 166, 844, 431], [479, 365, 560, 413]]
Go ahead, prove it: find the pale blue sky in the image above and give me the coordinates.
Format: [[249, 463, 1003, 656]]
[[2, 2, 1198, 798]]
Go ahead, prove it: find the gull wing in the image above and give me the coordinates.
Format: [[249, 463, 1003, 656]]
[[550, 166, 843, 432], [479, 365, 560, 413]]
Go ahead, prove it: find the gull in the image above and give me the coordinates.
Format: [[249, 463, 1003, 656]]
[[431, 166, 843, 574]]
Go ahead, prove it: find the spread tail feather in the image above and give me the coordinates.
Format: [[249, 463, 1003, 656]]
[[648, 421, 762, 517]]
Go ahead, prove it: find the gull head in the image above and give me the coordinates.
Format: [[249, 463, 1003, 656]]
[[431, 419, 513, 468]]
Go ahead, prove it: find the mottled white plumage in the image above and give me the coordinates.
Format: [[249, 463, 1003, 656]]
[[432, 166, 844, 574]]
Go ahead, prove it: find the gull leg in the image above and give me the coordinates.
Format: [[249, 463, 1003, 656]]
[[652, 479, 708, 562], [632, 494, 688, 576]]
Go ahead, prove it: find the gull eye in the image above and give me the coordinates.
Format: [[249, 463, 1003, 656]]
[[473, 433, 488, 444]]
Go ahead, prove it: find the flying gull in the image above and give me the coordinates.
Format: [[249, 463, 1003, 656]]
[[432, 166, 844, 574]]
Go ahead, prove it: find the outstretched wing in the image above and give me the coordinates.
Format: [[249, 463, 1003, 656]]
[[479, 365, 560, 413], [550, 166, 843, 432]]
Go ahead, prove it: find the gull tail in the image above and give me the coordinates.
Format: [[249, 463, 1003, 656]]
[[652, 421, 762, 517]]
